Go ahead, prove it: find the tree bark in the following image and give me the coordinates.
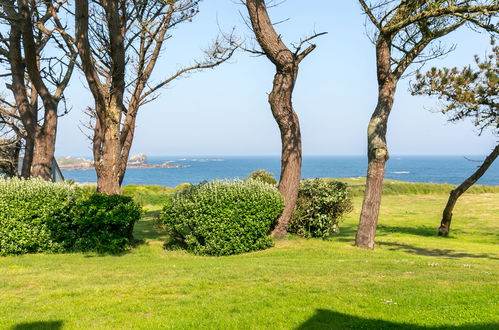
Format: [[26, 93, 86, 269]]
[[439, 144, 499, 236], [269, 70, 302, 238], [93, 103, 123, 195], [356, 37, 397, 249], [245, 0, 316, 238], [7, 21, 37, 178], [21, 135, 34, 178]]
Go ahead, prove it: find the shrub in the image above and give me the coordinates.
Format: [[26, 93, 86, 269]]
[[0, 178, 79, 255], [160, 180, 284, 256], [289, 179, 353, 239], [247, 169, 277, 185], [0, 178, 142, 256], [70, 194, 142, 253]]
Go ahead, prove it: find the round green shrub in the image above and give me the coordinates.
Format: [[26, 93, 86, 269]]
[[160, 180, 284, 256], [289, 179, 353, 239], [247, 169, 278, 185]]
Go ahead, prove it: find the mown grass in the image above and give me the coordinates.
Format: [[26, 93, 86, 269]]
[[0, 181, 498, 329]]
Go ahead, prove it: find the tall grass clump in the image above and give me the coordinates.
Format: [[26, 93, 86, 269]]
[[160, 180, 284, 256]]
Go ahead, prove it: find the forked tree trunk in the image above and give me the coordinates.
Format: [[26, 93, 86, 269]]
[[270, 70, 302, 238], [18, 0, 70, 182], [355, 37, 397, 249], [439, 144, 499, 236]]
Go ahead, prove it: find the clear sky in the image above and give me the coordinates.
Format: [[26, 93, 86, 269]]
[[56, 0, 498, 157]]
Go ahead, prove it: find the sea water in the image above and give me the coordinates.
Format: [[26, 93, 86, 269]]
[[61, 156, 499, 187]]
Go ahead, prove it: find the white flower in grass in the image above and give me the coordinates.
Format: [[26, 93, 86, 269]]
[[383, 299, 398, 305]]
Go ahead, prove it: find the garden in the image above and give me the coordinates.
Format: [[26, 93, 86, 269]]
[[0, 175, 498, 329]]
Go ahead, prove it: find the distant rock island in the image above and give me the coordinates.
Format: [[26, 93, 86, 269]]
[[57, 153, 186, 170]]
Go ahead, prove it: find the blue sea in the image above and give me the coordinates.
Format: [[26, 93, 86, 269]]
[[61, 156, 499, 187]]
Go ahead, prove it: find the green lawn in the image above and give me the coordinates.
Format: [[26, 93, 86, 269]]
[[0, 184, 498, 329]]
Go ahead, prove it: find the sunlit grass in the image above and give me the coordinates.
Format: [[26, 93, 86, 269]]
[[0, 182, 498, 329]]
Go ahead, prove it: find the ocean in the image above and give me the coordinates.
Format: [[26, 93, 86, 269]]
[[61, 156, 499, 187]]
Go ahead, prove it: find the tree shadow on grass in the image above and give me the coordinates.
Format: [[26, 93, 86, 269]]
[[379, 241, 499, 260], [377, 225, 438, 237], [12, 321, 63, 330], [296, 309, 498, 329], [334, 224, 357, 242]]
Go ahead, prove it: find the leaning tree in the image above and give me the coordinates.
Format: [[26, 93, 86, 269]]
[[243, 0, 326, 238], [356, 0, 499, 249], [75, 0, 235, 194], [411, 39, 498, 236]]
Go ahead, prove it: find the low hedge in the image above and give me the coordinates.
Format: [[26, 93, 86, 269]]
[[0, 178, 141, 256], [159, 180, 284, 256]]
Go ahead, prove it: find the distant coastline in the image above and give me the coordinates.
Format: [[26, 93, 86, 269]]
[[57, 153, 188, 171], [60, 155, 499, 187]]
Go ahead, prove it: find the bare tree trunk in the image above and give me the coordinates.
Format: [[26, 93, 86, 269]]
[[7, 22, 36, 178], [269, 71, 302, 238], [356, 37, 396, 249], [30, 103, 58, 180], [118, 119, 136, 186], [94, 104, 122, 195], [21, 135, 34, 178], [439, 144, 499, 236]]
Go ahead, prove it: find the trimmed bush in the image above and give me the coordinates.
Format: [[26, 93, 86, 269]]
[[0, 178, 141, 256], [289, 179, 353, 239], [70, 194, 142, 253], [247, 169, 277, 185], [0, 178, 78, 255], [160, 180, 284, 256]]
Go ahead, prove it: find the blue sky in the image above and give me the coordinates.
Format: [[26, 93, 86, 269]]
[[57, 0, 497, 157]]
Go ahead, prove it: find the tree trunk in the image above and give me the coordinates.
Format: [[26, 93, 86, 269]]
[[31, 117, 57, 181], [21, 135, 34, 178], [245, 0, 311, 238], [7, 22, 36, 178], [269, 70, 302, 238], [355, 37, 396, 249], [94, 104, 122, 195], [439, 144, 499, 236], [118, 119, 136, 186]]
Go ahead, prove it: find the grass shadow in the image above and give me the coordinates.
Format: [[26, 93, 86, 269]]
[[377, 225, 438, 237], [133, 210, 168, 243], [379, 241, 499, 260], [296, 309, 499, 329], [12, 321, 63, 330]]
